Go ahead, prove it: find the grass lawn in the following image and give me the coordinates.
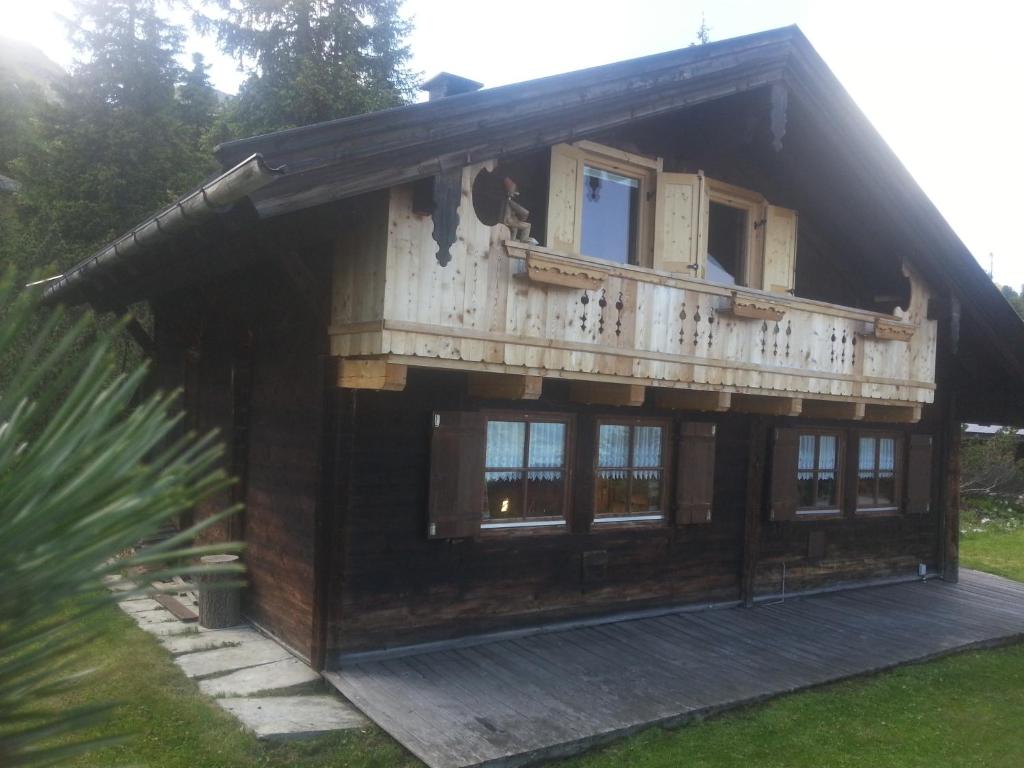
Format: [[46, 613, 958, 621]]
[[41, 503, 1024, 768], [961, 498, 1024, 582]]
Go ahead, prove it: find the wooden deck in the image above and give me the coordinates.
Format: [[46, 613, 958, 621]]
[[325, 570, 1024, 768]]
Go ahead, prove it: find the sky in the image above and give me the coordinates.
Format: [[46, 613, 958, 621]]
[[3, 0, 1024, 289]]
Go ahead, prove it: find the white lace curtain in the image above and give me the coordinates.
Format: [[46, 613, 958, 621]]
[[598, 424, 662, 480], [485, 420, 565, 481]]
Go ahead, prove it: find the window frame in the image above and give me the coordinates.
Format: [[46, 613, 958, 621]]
[[592, 416, 671, 527], [704, 179, 766, 289], [573, 141, 659, 269], [794, 428, 845, 518], [854, 430, 904, 515], [479, 410, 575, 533]]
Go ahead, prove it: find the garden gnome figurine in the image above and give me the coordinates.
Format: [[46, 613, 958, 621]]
[[501, 177, 538, 244]]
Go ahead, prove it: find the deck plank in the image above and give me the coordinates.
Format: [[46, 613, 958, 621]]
[[327, 571, 1024, 768]]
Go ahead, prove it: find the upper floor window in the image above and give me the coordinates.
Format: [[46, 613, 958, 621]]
[[857, 434, 901, 512], [482, 415, 571, 530], [546, 141, 798, 295], [546, 141, 659, 267], [581, 165, 640, 265], [594, 420, 667, 524]]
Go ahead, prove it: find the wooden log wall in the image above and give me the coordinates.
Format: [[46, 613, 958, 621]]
[[152, 254, 330, 660], [326, 367, 943, 656]]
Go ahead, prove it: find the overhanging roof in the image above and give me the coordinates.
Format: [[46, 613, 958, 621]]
[[41, 25, 1024, 418]]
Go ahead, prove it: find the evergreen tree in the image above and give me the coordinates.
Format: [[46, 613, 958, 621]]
[[198, 0, 416, 138], [14, 0, 209, 273], [178, 51, 220, 141]]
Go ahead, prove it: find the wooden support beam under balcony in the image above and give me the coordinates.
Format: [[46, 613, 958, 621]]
[[800, 400, 866, 421], [569, 381, 645, 407], [730, 394, 803, 416], [653, 389, 732, 412], [467, 372, 543, 400], [863, 403, 923, 423], [337, 358, 407, 391]]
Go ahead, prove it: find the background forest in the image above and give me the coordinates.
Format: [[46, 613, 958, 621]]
[[0, 0, 416, 297]]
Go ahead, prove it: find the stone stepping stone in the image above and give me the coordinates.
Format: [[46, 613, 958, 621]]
[[175, 638, 290, 679], [199, 657, 320, 697], [118, 598, 163, 614], [217, 694, 368, 740], [130, 608, 180, 627], [160, 628, 260, 655]]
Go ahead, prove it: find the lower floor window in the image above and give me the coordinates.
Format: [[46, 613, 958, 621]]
[[797, 432, 842, 514], [483, 416, 570, 529], [857, 434, 900, 511], [594, 420, 667, 523]]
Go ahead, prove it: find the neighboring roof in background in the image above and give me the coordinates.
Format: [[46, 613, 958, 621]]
[[0, 173, 22, 193], [964, 424, 1024, 437]]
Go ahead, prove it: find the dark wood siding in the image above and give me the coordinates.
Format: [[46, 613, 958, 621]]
[[329, 370, 747, 655], [152, 253, 329, 659], [328, 369, 946, 656]]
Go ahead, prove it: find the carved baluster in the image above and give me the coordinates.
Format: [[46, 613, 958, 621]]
[[579, 292, 589, 332], [598, 289, 607, 335], [615, 293, 624, 337], [785, 321, 792, 359]]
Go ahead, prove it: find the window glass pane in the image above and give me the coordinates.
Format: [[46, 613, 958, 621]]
[[485, 421, 525, 470], [527, 473, 564, 518], [818, 435, 837, 471], [877, 473, 896, 507], [798, 435, 816, 479], [707, 202, 747, 286], [858, 437, 876, 472], [528, 422, 565, 471], [633, 425, 663, 468], [580, 166, 639, 265], [817, 472, 838, 507], [857, 475, 876, 507], [598, 424, 630, 467], [797, 477, 816, 508], [632, 472, 662, 514], [596, 471, 629, 516], [879, 438, 895, 471], [484, 472, 524, 521]]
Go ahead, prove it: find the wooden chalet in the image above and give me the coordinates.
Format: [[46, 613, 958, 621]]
[[45, 26, 1024, 672]]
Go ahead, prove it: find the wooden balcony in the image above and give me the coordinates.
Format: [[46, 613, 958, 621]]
[[330, 177, 937, 419]]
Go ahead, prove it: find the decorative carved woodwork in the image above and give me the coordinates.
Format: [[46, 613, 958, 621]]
[[725, 294, 786, 321], [518, 248, 609, 290], [874, 317, 916, 341]]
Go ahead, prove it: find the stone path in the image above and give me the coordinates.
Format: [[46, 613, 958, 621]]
[[104, 574, 368, 741]]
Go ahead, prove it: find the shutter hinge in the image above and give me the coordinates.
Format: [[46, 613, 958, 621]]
[[433, 413, 441, 428], [429, 522, 437, 536]]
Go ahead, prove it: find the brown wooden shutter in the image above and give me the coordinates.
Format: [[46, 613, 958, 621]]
[[427, 412, 485, 538], [906, 434, 933, 514], [675, 422, 716, 525], [770, 428, 800, 521]]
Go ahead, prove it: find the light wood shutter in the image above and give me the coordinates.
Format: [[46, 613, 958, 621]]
[[761, 204, 798, 294], [675, 422, 716, 525], [546, 143, 584, 254], [653, 172, 705, 275], [770, 428, 800, 521], [906, 434, 933, 514], [427, 412, 485, 538]]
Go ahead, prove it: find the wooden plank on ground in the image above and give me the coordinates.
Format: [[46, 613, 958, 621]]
[[153, 594, 199, 622]]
